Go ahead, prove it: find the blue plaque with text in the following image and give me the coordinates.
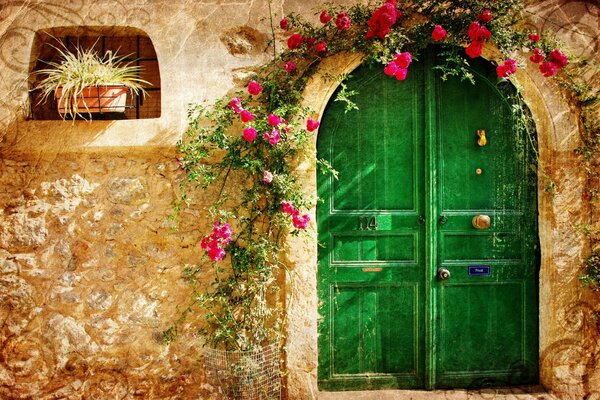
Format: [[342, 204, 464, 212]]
[[468, 265, 491, 276]]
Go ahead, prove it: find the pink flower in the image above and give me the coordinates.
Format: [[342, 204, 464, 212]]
[[284, 61, 297, 73], [243, 127, 257, 142], [528, 33, 540, 42], [307, 118, 320, 132], [365, 2, 401, 40], [393, 52, 412, 69], [529, 48, 544, 63], [268, 113, 281, 126], [320, 10, 332, 24], [263, 129, 281, 145], [315, 41, 327, 53], [280, 18, 289, 30], [200, 222, 232, 261], [477, 9, 492, 23], [281, 201, 295, 215], [539, 61, 558, 77], [240, 110, 254, 123], [548, 49, 568, 68], [496, 59, 517, 78], [465, 40, 483, 58], [395, 68, 408, 81], [229, 97, 243, 113], [432, 25, 447, 41], [247, 80, 262, 96], [384, 61, 399, 76], [335, 12, 351, 30], [263, 171, 273, 184], [287, 33, 304, 50], [292, 211, 310, 229]]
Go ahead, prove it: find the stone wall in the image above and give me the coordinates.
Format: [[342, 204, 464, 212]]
[[0, 1, 598, 399]]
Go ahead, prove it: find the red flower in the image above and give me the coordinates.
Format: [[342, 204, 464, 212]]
[[292, 211, 310, 229], [287, 33, 304, 50], [247, 80, 262, 96], [477, 9, 492, 23], [366, 2, 401, 40], [395, 68, 408, 81], [335, 12, 352, 30], [240, 110, 254, 123], [320, 10, 332, 24], [529, 33, 540, 42], [465, 40, 483, 58], [307, 118, 320, 132], [539, 61, 558, 77], [280, 18, 289, 31], [529, 48, 544, 64], [315, 41, 327, 53], [284, 61, 297, 73], [548, 49, 568, 68], [384, 61, 399, 76], [432, 25, 447, 41], [468, 21, 491, 42], [243, 127, 257, 142], [281, 201, 295, 215], [496, 59, 517, 78], [393, 52, 412, 69], [307, 37, 316, 47]]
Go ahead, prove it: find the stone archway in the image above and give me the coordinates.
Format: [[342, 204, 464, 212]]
[[284, 48, 596, 399]]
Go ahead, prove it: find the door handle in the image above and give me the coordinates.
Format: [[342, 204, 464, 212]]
[[438, 215, 448, 225], [437, 267, 451, 281], [472, 214, 491, 229]]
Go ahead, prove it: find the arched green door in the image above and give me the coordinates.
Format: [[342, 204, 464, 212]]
[[316, 50, 539, 390]]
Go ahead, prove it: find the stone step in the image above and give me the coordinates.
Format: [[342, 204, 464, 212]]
[[318, 386, 556, 400]]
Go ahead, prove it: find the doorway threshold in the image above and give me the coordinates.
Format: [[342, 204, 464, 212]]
[[318, 386, 556, 400]]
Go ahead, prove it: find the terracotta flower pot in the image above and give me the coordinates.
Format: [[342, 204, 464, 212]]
[[56, 85, 129, 115]]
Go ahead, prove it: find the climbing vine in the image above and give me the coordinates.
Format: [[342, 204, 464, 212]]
[[168, 0, 599, 351]]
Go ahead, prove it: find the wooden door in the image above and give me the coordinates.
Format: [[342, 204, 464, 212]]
[[317, 50, 538, 390]]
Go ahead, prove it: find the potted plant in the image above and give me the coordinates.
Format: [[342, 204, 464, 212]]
[[33, 44, 149, 120]]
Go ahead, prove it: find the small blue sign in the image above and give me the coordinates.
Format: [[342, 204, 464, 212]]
[[468, 265, 491, 276]]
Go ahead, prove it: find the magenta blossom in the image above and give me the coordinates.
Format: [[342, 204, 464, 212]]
[[384, 61, 399, 76], [229, 97, 243, 113], [240, 110, 254, 123], [548, 49, 568, 68], [539, 61, 558, 77], [200, 221, 232, 261], [282, 201, 295, 215], [496, 59, 517, 78], [395, 68, 408, 81], [320, 10, 332, 24], [263, 129, 281, 145], [263, 171, 273, 184], [465, 40, 483, 58], [268, 113, 281, 126], [335, 12, 351, 30], [243, 127, 257, 142], [529, 33, 540, 43], [393, 52, 412, 69], [307, 118, 320, 132], [432, 25, 447, 41], [292, 211, 310, 229], [247, 80, 262, 96], [530, 48, 544, 63], [284, 61, 297, 73]]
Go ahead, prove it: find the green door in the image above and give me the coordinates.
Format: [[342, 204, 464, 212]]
[[317, 50, 538, 390]]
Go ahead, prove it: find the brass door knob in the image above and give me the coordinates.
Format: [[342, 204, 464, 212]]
[[437, 267, 451, 281], [472, 214, 491, 229]]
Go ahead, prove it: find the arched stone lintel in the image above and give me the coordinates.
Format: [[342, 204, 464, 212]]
[[286, 48, 586, 398]]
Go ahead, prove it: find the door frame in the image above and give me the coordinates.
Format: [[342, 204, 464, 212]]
[[282, 49, 585, 398]]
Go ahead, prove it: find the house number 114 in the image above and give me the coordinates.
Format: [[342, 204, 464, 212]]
[[358, 216, 378, 230]]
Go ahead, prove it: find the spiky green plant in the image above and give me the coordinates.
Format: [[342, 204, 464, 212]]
[[34, 44, 150, 120]]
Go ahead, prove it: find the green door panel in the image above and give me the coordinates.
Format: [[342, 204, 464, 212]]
[[317, 49, 538, 391]]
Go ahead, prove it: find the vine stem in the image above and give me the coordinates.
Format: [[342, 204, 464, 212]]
[[267, 0, 277, 59]]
